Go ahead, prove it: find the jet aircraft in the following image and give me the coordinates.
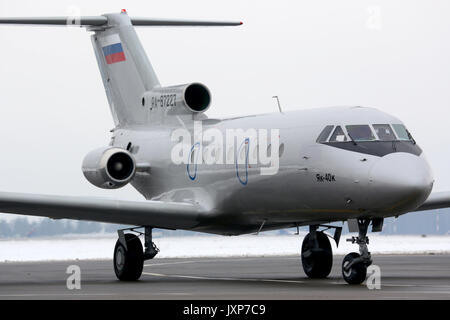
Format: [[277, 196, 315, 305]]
[[0, 11, 448, 284]]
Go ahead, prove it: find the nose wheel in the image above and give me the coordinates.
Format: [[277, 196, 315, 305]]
[[342, 219, 373, 285], [342, 252, 367, 284]]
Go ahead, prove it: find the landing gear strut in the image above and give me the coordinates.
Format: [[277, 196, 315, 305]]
[[301, 225, 341, 279], [342, 219, 373, 284], [113, 226, 159, 281]]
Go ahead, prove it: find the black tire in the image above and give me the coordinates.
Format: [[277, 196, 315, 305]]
[[113, 234, 144, 281], [301, 231, 333, 278], [342, 252, 367, 285]]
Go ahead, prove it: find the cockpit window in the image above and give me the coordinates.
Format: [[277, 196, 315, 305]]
[[329, 126, 347, 142], [345, 125, 376, 141], [316, 125, 334, 143], [317, 122, 421, 156], [318, 123, 414, 144], [392, 124, 410, 141], [373, 124, 396, 141]]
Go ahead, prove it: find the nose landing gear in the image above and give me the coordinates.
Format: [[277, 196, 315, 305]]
[[342, 219, 373, 285], [114, 226, 159, 281]]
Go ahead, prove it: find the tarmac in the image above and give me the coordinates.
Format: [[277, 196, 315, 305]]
[[0, 254, 449, 299]]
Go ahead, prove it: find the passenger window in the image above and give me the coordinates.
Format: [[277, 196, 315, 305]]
[[392, 124, 410, 141], [316, 125, 334, 143], [329, 126, 347, 142], [373, 124, 395, 141], [345, 125, 375, 141]]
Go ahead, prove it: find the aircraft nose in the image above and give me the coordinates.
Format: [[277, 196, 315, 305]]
[[368, 153, 434, 212]]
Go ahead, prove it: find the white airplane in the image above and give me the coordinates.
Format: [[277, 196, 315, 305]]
[[0, 11, 448, 285]]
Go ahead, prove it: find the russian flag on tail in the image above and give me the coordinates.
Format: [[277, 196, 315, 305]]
[[101, 34, 126, 64]]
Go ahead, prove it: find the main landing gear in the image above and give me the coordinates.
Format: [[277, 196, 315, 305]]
[[301, 225, 341, 278], [113, 226, 159, 281], [301, 219, 376, 285]]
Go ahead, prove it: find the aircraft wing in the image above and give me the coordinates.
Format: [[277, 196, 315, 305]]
[[0, 17, 242, 27], [0, 191, 203, 229], [414, 192, 450, 211]]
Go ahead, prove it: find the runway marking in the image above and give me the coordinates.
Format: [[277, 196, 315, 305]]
[[382, 283, 450, 288], [144, 260, 201, 267], [144, 271, 450, 291], [326, 281, 450, 289], [144, 257, 266, 267], [0, 292, 192, 298], [386, 291, 450, 295], [0, 293, 118, 297], [143, 272, 305, 284], [142, 257, 449, 290]]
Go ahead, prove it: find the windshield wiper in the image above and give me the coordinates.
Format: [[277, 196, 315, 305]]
[[347, 132, 358, 146], [406, 129, 416, 145], [392, 140, 397, 151]]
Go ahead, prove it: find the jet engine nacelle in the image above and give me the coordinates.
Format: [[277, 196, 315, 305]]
[[142, 82, 211, 114], [82, 147, 136, 189]]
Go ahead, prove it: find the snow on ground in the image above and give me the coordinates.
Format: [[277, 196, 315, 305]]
[[0, 233, 450, 262]]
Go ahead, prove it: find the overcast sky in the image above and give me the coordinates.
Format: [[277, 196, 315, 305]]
[[1, 0, 450, 221]]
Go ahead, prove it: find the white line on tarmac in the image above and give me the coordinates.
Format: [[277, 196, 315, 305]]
[[143, 272, 450, 291], [0, 292, 192, 298], [144, 257, 265, 267], [0, 293, 118, 297], [144, 260, 201, 267], [143, 272, 305, 284], [382, 283, 450, 288]]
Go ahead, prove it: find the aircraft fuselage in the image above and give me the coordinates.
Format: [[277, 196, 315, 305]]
[[112, 106, 433, 235]]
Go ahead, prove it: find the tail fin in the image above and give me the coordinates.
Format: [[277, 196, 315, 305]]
[[91, 13, 160, 126], [0, 12, 242, 126]]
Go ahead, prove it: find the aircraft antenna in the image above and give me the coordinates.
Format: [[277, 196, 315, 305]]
[[272, 96, 283, 113]]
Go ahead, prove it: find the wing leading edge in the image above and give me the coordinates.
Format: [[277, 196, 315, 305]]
[[0, 16, 242, 27], [1, 190, 448, 231], [414, 191, 450, 212], [0, 191, 203, 229]]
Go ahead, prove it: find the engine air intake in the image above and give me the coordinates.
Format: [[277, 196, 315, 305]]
[[184, 83, 211, 112]]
